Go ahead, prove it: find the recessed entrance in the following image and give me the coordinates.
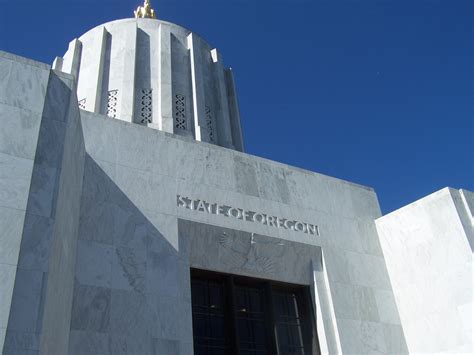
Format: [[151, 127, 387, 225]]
[[191, 269, 319, 355]]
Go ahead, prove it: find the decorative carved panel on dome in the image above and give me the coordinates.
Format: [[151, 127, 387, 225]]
[[139, 89, 153, 124], [78, 98, 86, 110], [175, 94, 187, 130], [205, 106, 215, 142], [107, 90, 118, 118]]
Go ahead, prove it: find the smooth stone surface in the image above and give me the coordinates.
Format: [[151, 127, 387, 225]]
[[0, 104, 42, 160], [17, 214, 54, 272], [7, 268, 44, 333], [377, 187, 473, 354], [76, 240, 113, 288], [0, 264, 17, 330], [0, 207, 25, 266], [0, 153, 34, 211], [0, 55, 49, 114], [70, 285, 111, 333]]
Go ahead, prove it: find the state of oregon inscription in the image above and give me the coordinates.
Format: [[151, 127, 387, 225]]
[[177, 195, 320, 236]]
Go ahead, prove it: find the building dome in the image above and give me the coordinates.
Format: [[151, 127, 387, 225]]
[[53, 17, 244, 151]]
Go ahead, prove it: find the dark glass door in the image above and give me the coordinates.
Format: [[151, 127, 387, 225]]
[[234, 284, 269, 355], [190, 269, 318, 355], [191, 276, 229, 355], [273, 290, 306, 355]]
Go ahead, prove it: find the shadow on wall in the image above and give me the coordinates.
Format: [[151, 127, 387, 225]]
[[69, 154, 189, 354], [4, 70, 86, 355]]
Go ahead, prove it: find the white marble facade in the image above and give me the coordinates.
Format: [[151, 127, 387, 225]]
[[0, 13, 472, 355], [376, 188, 473, 354]]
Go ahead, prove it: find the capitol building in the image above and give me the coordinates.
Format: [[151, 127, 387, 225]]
[[0, 1, 472, 354]]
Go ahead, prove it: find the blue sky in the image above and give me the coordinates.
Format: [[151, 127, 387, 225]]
[[1, 0, 472, 214]]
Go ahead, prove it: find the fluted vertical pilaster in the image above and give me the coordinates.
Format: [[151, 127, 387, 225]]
[[76, 26, 106, 113], [211, 49, 234, 149], [62, 39, 82, 79], [158, 24, 173, 133], [119, 23, 138, 122], [188, 33, 207, 142], [225, 68, 244, 152]]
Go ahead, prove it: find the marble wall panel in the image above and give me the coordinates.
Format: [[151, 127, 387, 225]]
[[112, 163, 172, 215], [349, 184, 382, 219], [166, 140, 210, 184], [76, 240, 113, 288], [153, 338, 179, 354], [338, 319, 387, 354], [108, 333, 154, 355], [320, 247, 352, 285], [200, 146, 236, 190], [116, 121, 154, 171], [382, 323, 409, 354], [256, 161, 291, 204], [0, 53, 49, 114], [283, 168, 324, 211], [0, 51, 49, 70], [0, 329, 4, 355], [70, 284, 111, 333], [233, 154, 259, 197], [110, 245, 145, 295], [151, 295, 190, 341], [344, 250, 392, 291], [356, 220, 384, 256], [7, 268, 44, 334], [33, 118, 66, 169], [146, 247, 179, 297], [41, 71, 73, 123], [0, 207, 24, 266], [316, 215, 365, 254], [81, 112, 119, 164], [25, 165, 58, 219], [0, 265, 16, 334], [68, 330, 109, 355], [109, 289, 155, 338], [374, 289, 402, 325], [16, 214, 53, 272], [331, 282, 380, 322], [3, 331, 40, 353], [2, 348, 38, 355], [0, 104, 42, 160], [144, 211, 179, 252], [0, 153, 34, 211]]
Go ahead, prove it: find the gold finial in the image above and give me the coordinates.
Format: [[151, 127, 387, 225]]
[[134, 0, 157, 19]]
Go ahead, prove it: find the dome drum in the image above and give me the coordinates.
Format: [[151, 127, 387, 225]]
[[53, 19, 244, 151]]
